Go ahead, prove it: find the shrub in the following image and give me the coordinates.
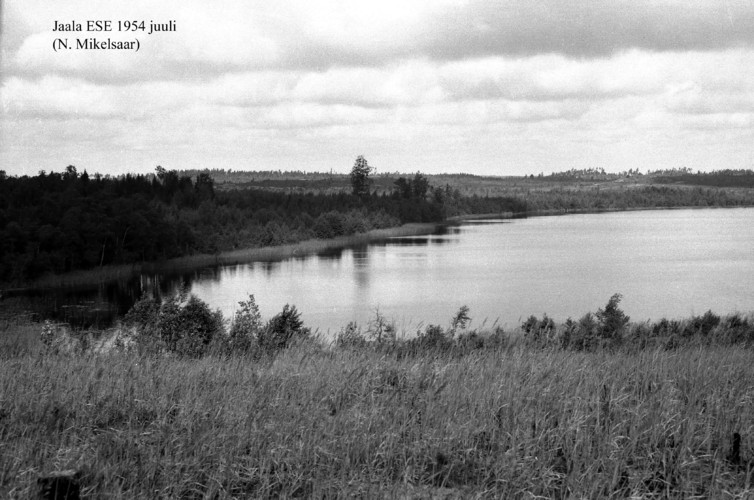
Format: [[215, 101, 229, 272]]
[[124, 296, 160, 336], [522, 314, 555, 345], [652, 317, 683, 337], [336, 321, 366, 348], [227, 295, 263, 353], [456, 330, 485, 350], [485, 326, 508, 349], [414, 324, 453, 350], [560, 313, 599, 351], [258, 304, 310, 353], [313, 211, 345, 239], [679, 310, 721, 337], [713, 313, 754, 345], [367, 308, 395, 344], [124, 292, 224, 357], [159, 295, 225, 357], [122, 296, 164, 353], [342, 211, 369, 234], [596, 293, 629, 340], [627, 322, 653, 350], [449, 305, 471, 337]]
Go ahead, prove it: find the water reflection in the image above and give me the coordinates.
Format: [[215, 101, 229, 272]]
[[5, 209, 754, 332], [352, 246, 371, 290], [256, 260, 281, 275], [316, 246, 347, 260], [379, 237, 458, 246], [463, 219, 511, 224]]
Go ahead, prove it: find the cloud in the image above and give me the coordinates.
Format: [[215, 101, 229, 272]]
[[5, 47, 754, 130], [2, 1, 754, 176], [6, 0, 754, 82], [5, 0, 283, 82], [277, 0, 754, 68], [2, 76, 121, 118], [419, 0, 754, 60]]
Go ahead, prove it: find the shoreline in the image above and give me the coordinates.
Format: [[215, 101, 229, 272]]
[[447, 203, 754, 222], [5, 222, 442, 292], [5, 204, 754, 292]]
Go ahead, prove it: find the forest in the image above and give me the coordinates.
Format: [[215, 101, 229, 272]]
[[0, 165, 525, 284], [2, 164, 754, 285]]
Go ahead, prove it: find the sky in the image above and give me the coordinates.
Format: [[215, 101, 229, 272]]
[[1, 0, 753, 177]]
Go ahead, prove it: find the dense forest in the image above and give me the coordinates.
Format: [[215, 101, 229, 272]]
[[2, 164, 754, 286], [0, 166, 525, 284]]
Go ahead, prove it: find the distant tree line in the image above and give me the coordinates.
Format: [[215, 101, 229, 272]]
[[519, 185, 754, 212], [0, 164, 452, 284], [652, 169, 754, 188], [3, 162, 753, 285]]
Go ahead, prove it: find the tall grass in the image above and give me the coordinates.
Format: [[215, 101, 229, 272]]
[[1, 341, 752, 497]]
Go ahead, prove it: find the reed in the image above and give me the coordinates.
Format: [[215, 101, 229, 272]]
[[20, 223, 440, 290], [1, 339, 752, 497]]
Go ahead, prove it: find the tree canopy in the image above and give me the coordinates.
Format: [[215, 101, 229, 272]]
[[350, 156, 374, 197]]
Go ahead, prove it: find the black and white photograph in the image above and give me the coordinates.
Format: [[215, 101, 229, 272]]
[[1, 1, 753, 497]]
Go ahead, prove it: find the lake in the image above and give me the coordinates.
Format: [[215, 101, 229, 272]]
[[5, 208, 754, 334]]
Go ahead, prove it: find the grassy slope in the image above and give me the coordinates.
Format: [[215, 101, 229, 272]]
[[1, 337, 752, 498]]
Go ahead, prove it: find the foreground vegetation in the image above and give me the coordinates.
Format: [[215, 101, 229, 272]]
[[1, 294, 753, 498]]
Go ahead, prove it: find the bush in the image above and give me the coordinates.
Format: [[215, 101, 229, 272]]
[[227, 295, 263, 353], [449, 305, 471, 337], [158, 295, 225, 357], [336, 321, 366, 348], [522, 314, 555, 345], [313, 211, 345, 239], [712, 313, 754, 345], [258, 304, 310, 353], [678, 310, 721, 337], [123, 296, 162, 352], [456, 330, 485, 350], [560, 313, 603, 351], [367, 308, 396, 344], [596, 293, 629, 340], [559, 295, 631, 351], [124, 292, 224, 357], [343, 211, 369, 234], [414, 324, 453, 350], [627, 322, 653, 350]]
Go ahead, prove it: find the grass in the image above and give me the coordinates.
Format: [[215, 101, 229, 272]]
[[1, 320, 753, 497]]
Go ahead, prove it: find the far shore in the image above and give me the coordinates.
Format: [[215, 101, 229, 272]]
[[448, 203, 754, 222], [5, 203, 753, 292], [4, 222, 442, 292]]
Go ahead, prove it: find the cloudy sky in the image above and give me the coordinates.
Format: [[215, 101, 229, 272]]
[[2, 0, 753, 177]]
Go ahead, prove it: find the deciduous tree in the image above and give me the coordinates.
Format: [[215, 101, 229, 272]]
[[350, 155, 373, 198]]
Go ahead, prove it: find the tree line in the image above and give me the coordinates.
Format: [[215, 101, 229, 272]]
[[0, 163, 453, 284], [2, 160, 753, 285]]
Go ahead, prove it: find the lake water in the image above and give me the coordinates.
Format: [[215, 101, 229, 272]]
[[186, 207, 754, 334], [6, 208, 754, 333]]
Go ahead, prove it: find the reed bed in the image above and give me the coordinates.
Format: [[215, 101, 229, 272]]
[[20, 223, 440, 291], [1, 340, 752, 498]]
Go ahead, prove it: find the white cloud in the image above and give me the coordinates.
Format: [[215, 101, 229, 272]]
[[2, 76, 120, 118], [2, 1, 754, 176]]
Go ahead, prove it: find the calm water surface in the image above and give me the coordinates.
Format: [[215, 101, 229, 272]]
[[6, 208, 753, 333], [186, 208, 754, 333]]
